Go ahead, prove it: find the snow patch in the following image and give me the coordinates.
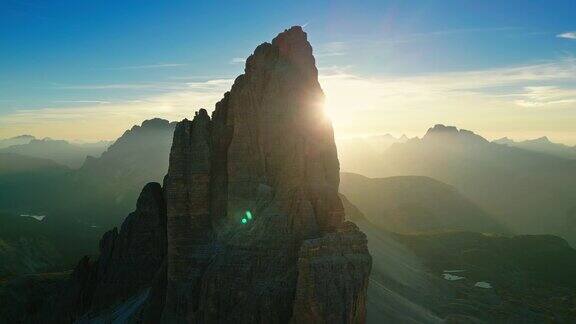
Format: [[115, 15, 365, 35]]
[[20, 214, 45, 221], [474, 281, 492, 289], [442, 273, 465, 281]]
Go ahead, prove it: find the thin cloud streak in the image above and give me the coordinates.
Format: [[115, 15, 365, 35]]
[[557, 32, 576, 40], [320, 26, 523, 50], [52, 100, 111, 104], [55, 82, 188, 91], [0, 78, 234, 139], [230, 57, 246, 64], [102, 63, 188, 70]]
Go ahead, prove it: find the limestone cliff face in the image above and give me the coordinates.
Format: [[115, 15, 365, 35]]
[[164, 109, 215, 320], [61, 26, 371, 324], [211, 26, 343, 237], [292, 222, 371, 324], [162, 26, 370, 323]]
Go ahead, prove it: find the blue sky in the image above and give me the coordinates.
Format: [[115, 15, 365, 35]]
[[1, 0, 575, 143]]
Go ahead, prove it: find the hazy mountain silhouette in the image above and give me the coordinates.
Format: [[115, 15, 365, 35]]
[[373, 124, 576, 244], [0, 138, 109, 168], [69, 118, 176, 227], [337, 134, 408, 175], [79, 118, 175, 186], [0, 119, 176, 278], [0, 135, 35, 149], [0, 119, 175, 279], [340, 172, 508, 234], [494, 136, 576, 160], [0, 118, 176, 228]]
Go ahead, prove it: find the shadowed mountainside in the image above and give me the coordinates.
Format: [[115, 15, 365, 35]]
[[340, 172, 508, 235], [341, 195, 576, 323]]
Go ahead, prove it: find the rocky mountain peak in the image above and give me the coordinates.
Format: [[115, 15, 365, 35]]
[[424, 124, 489, 145], [530, 136, 551, 144], [141, 118, 171, 129], [61, 27, 371, 324], [494, 136, 514, 145]]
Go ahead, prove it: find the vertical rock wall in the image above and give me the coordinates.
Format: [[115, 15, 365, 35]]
[[164, 109, 214, 321], [163, 26, 371, 323]]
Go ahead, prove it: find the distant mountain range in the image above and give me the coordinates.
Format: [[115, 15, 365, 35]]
[[347, 124, 576, 245], [0, 136, 110, 168], [336, 134, 409, 176], [494, 136, 576, 159], [0, 135, 35, 149]]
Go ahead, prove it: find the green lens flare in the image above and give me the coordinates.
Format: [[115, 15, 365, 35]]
[[246, 211, 252, 220], [241, 218, 247, 224]]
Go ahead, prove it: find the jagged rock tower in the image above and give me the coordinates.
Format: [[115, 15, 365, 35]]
[[60, 26, 371, 324], [163, 25, 371, 323]]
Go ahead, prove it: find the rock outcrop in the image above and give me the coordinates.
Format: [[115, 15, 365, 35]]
[[60, 26, 371, 324], [292, 222, 371, 323], [164, 110, 215, 321], [59, 182, 167, 320]]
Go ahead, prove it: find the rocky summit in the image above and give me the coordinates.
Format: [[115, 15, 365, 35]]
[[59, 26, 371, 323]]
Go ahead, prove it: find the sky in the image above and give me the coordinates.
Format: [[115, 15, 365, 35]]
[[1, 0, 575, 144]]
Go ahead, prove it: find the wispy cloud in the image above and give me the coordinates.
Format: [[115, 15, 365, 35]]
[[54, 82, 187, 91], [2, 58, 575, 142], [408, 26, 520, 39], [319, 57, 576, 142], [557, 31, 576, 40], [0, 78, 234, 140], [230, 57, 246, 64], [103, 63, 188, 70], [52, 100, 111, 104], [513, 86, 576, 107], [336, 26, 522, 48], [321, 57, 576, 113], [315, 42, 348, 58]]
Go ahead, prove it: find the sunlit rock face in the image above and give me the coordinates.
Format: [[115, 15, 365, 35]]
[[60, 26, 371, 324], [163, 26, 371, 323], [211, 26, 343, 237]]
